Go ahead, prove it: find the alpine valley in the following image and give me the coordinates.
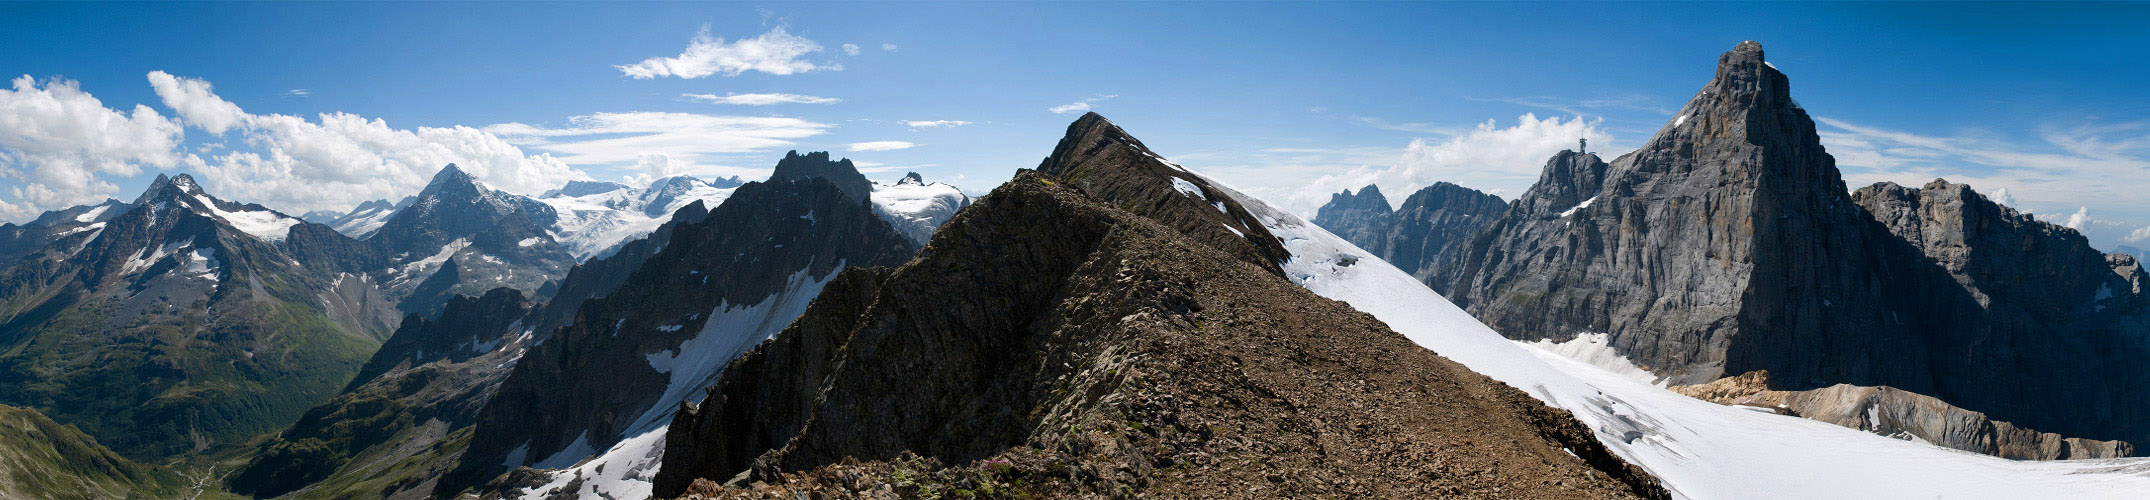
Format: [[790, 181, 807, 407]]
[[2, 21, 2147, 500]]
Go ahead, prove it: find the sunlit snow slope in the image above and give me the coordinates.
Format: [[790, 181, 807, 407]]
[[1190, 169, 2150, 500]]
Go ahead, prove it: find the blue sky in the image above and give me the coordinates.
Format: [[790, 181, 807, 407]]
[[3, 2, 2147, 250]]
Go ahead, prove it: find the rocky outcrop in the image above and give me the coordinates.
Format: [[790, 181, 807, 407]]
[[1429, 42, 2150, 451], [441, 166, 917, 495], [346, 288, 529, 390], [652, 115, 1667, 500], [1675, 371, 2133, 460], [770, 151, 874, 203], [1312, 182, 1507, 285]]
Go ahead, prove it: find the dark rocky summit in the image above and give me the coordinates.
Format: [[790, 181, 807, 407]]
[[1035, 113, 1291, 273], [1312, 184, 1391, 242], [1421, 42, 2150, 452], [651, 115, 1667, 500], [440, 160, 918, 495], [1312, 182, 1508, 283], [769, 151, 874, 203], [365, 164, 574, 316]]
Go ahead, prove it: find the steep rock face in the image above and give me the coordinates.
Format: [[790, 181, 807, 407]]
[[1313, 182, 1507, 285], [227, 285, 532, 499], [1846, 180, 2150, 447], [1675, 371, 2133, 460], [442, 174, 916, 495], [0, 174, 383, 460], [346, 288, 529, 390], [1431, 41, 2150, 450], [653, 116, 1666, 500], [367, 165, 573, 315], [1433, 42, 1924, 388]]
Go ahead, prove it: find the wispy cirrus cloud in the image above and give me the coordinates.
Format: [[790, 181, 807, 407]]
[[681, 92, 841, 105], [617, 26, 836, 79], [900, 120, 971, 128], [1816, 116, 2150, 248], [1477, 94, 1678, 119], [847, 141, 915, 152], [486, 112, 834, 167]]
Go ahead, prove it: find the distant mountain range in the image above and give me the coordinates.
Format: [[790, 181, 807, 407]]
[[8, 39, 2150, 500], [0, 173, 389, 460]]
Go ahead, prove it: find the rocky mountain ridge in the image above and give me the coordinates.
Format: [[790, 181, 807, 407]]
[[651, 114, 1667, 500], [440, 153, 920, 497]]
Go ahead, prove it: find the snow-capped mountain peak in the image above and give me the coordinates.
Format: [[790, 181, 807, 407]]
[[538, 174, 743, 261], [869, 172, 971, 246]]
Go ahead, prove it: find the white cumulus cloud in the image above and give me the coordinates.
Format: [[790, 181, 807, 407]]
[[2124, 225, 2150, 243], [2064, 206, 2092, 230], [841, 43, 861, 55], [880, 43, 897, 51], [0, 75, 185, 220], [147, 71, 246, 134], [847, 141, 915, 152], [617, 26, 833, 79], [151, 71, 585, 215], [681, 93, 841, 106]]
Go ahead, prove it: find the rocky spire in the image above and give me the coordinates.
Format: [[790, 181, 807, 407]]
[[1508, 150, 1608, 216], [770, 151, 873, 203], [131, 173, 208, 205]]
